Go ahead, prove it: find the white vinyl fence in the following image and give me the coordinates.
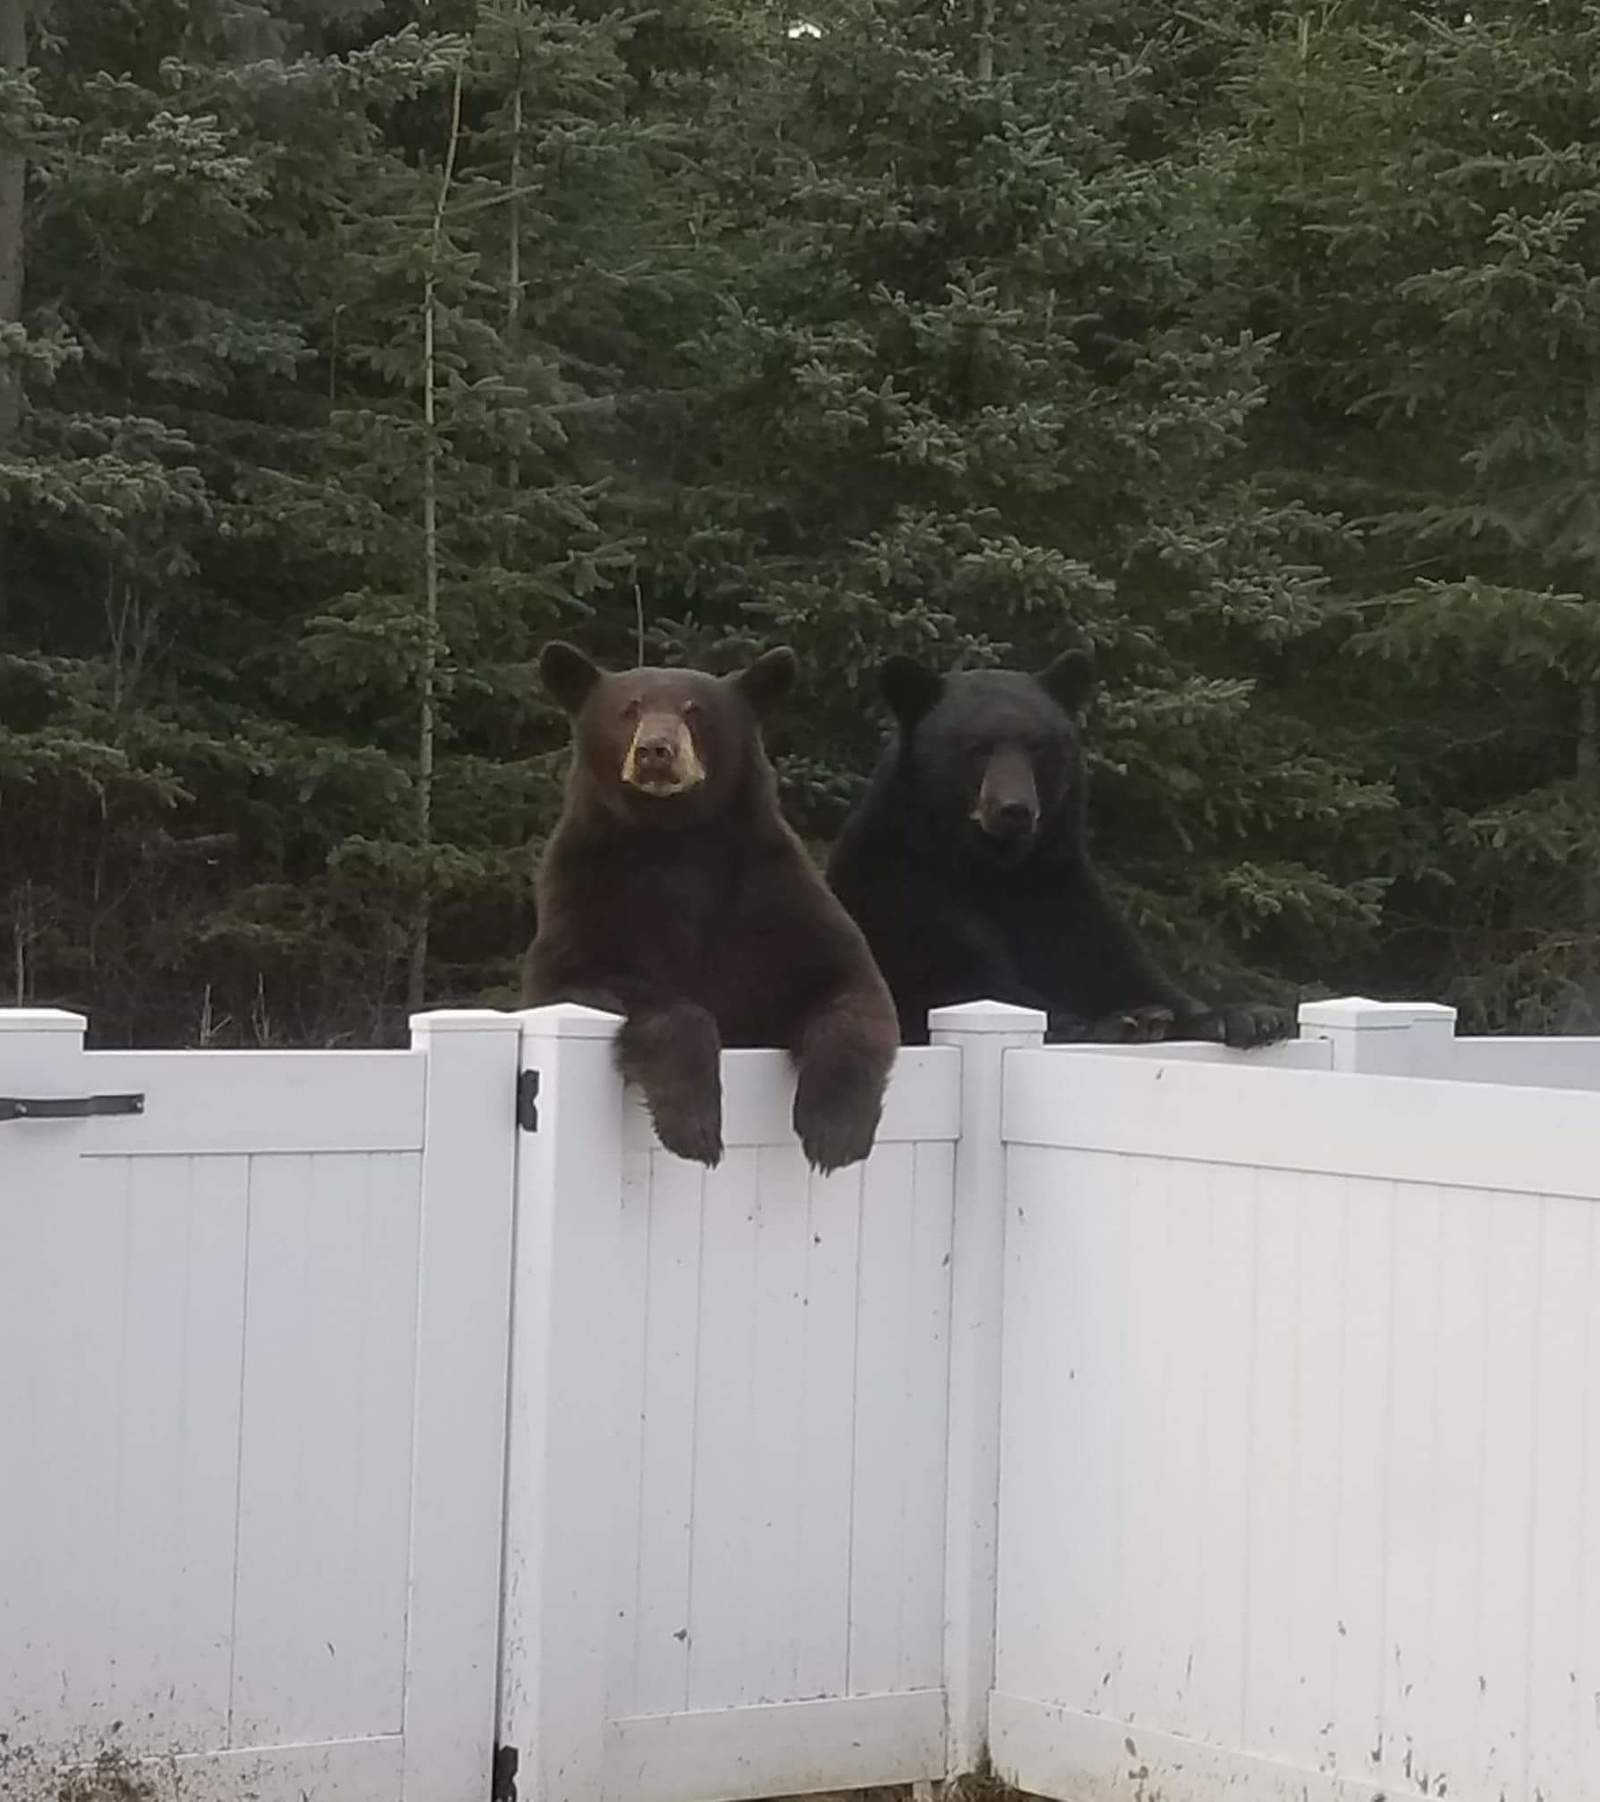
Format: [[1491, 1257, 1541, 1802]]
[[0, 1008, 522, 1802], [496, 1004, 973, 1802], [4, 996, 1599, 1802], [993, 1000, 1600, 1802]]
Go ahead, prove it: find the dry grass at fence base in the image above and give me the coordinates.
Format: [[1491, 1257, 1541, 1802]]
[[761, 1778, 1030, 1802], [0, 1737, 158, 1802], [0, 1738, 1034, 1802]]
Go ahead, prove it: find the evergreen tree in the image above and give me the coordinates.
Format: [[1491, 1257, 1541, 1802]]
[[15, 0, 1590, 1046], [604, 0, 1387, 1001], [1230, 1, 1600, 1027], [1, 2, 657, 1041]]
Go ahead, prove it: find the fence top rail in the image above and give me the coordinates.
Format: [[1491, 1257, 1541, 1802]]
[[1003, 1046, 1600, 1202], [1447, 1034, 1600, 1092], [6, 1045, 431, 1157]]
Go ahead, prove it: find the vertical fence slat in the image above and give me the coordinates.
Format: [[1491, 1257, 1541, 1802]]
[[402, 1010, 523, 1802], [1194, 1160, 1255, 1751], [1328, 1171, 1394, 1782], [1476, 1189, 1542, 1802], [792, 1159, 864, 1701], [848, 1142, 918, 1695], [631, 1152, 705, 1719], [685, 1146, 763, 1710], [499, 1004, 626, 1802], [1526, 1195, 1591, 1802], [605, 1147, 654, 1728], [747, 1144, 811, 1704], [1426, 1183, 1493, 1792], [113, 1156, 247, 1752], [1379, 1180, 1443, 1787], [901, 1139, 958, 1692], [931, 1001, 1046, 1772], [232, 1152, 421, 1747]]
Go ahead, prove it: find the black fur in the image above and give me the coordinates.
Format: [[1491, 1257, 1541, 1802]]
[[828, 657, 1290, 1050]]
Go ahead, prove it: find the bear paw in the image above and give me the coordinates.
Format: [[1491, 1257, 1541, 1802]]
[[649, 1090, 724, 1168], [1087, 1004, 1177, 1044], [1215, 1002, 1293, 1050], [793, 1085, 882, 1176]]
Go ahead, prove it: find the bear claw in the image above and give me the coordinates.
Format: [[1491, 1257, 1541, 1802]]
[[650, 1096, 724, 1168], [793, 1091, 882, 1176]]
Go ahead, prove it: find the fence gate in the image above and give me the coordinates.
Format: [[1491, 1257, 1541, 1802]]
[[0, 1008, 521, 1802], [495, 1001, 1043, 1802]]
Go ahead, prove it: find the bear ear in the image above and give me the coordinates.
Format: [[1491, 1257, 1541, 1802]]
[[1038, 649, 1096, 717], [880, 655, 945, 728], [540, 641, 604, 714], [732, 646, 798, 718]]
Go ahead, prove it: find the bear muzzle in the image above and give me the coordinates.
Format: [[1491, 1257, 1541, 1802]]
[[622, 714, 707, 796], [973, 745, 1040, 843]]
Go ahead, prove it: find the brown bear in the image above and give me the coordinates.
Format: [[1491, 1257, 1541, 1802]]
[[522, 641, 900, 1173]]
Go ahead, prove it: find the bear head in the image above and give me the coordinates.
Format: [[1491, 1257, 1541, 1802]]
[[540, 641, 797, 825], [879, 651, 1096, 863]]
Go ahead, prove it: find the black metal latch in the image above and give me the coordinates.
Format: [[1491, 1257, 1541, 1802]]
[[0, 1093, 145, 1124], [491, 1744, 519, 1802], [516, 1069, 540, 1133]]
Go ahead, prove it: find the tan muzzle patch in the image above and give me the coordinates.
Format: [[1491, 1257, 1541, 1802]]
[[621, 713, 707, 795]]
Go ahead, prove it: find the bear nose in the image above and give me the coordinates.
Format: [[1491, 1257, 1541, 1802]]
[[633, 734, 677, 776], [993, 800, 1036, 838]]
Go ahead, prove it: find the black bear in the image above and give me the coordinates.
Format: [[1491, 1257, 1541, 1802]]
[[523, 642, 900, 1172], [827, 653, 1291, 1049]]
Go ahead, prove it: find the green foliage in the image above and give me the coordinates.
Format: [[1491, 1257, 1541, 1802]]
[[1220, 0, 1600, 1028], [3, 0, 1596, 1042]]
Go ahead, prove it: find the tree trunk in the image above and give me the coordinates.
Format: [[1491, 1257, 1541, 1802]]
[[975, 0, 994, 81], [408, 63, 465, 1017], [1583, 389, 1600, 931], [0, 0, 28, 625], [507, 16, 523, 342], [505, 12, 523, 511], [1581, 680, 1600, 928], [0, 0, 25, 443]]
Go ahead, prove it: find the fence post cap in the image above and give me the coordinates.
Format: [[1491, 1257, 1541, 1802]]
[[1297, 996, 1458, 1031], [515, 1001, 624, 1041], [408, 1007, 523, 1035], [0, 1008, 88, 1033], [928, 999, 1049, 1036]]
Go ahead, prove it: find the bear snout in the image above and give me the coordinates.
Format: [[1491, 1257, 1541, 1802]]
[[622, 715, 706, 795], [984, 798, 1037, 840], [972, 800, 1037, 839], [974, 745, 1039, 842]]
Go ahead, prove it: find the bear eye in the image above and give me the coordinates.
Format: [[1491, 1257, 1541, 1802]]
[[682, 700, 700, 719], [622, 698, 642, 721]]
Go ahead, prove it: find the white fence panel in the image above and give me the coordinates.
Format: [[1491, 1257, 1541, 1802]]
[[992, 1047, 1600, 1802], [499, 1004, 967, 1802], [1299, 995, 1600, 1090], [0, 1009, 519, 1802], [1447, 1035, 1600, 1090]]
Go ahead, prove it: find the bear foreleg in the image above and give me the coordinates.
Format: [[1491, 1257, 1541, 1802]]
[[790, 989, 898, 1175], [617, 1001, 725, 1168]]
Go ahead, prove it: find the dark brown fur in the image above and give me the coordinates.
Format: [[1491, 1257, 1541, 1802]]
[[522, 642, 899, 1173]]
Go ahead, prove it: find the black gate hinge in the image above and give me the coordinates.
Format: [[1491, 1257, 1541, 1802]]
[[0, 1093, 145, 1124], [516, 1069, 540, 1133], [491, 1743, 519, 1802]]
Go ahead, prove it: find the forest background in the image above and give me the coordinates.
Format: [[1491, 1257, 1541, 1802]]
[[3, 0, 1599, 1048]]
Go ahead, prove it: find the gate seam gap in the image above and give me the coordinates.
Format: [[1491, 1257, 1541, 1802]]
[[224, 1154, 257, 1743]]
